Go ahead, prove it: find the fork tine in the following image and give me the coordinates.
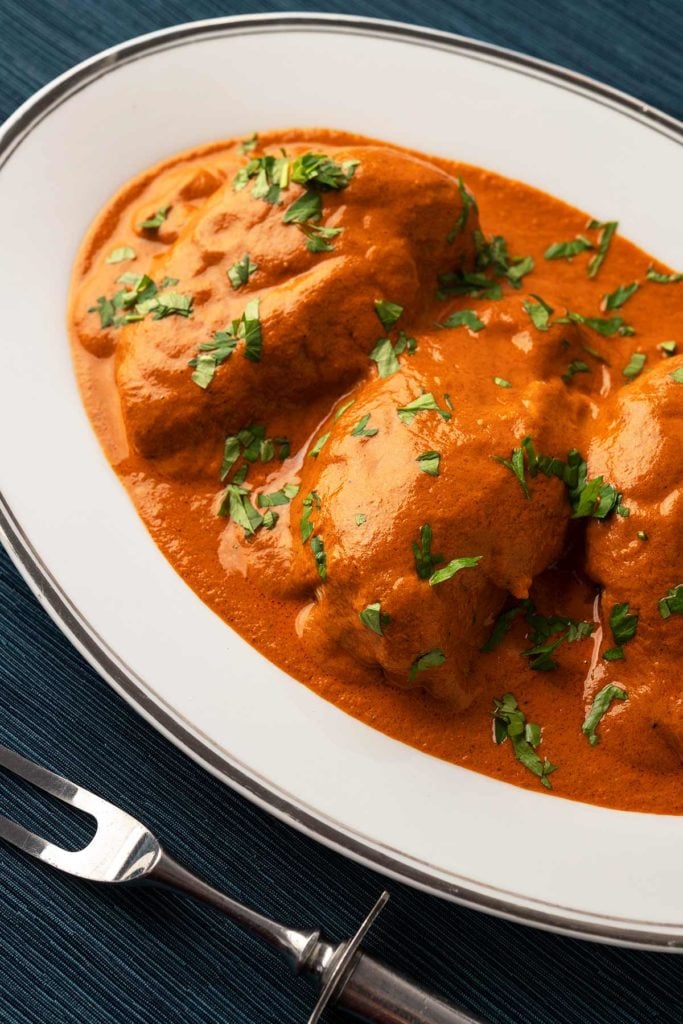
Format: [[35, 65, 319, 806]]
[[0, 813, 48, 860], [0, 743, 80, 806]]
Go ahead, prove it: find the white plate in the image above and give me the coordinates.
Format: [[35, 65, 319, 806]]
[[1, 14, 681, 951]]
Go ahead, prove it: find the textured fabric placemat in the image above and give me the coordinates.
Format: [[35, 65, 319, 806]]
[[1, 2, 681, 1022]]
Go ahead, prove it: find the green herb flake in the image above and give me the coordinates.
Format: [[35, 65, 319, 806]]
[[562, 360, 591, 383], [300, 491, 321, 544], [604, 282, 639, 310], [334, 398, 355, 421], [587, 219, 618, 278], [493, 377, 512, 388], [493, 445, 529, 498], [301, 223, 343, 252], [412, 524, 444, 580], [646, 266, 683, 283], [582, 684, 628, 745], [310, 535, 327, 580], [227, 253, 258, 289], [623, 352, 646, 381], [492, 693, 556, 789], [446, 177, 478, 243], [523, 294, 554, 331], [139, 205, 170, 231], [602, 647, 625, 662], [238, 132, 259, 154], [481, 603, 528, 652], [105, 246, 136, 265], [374, 299, 403, 330], [429, 556, 482, 586], [437, 309, 485, 333], [659, 584, 683, 619], [416, 450, 441, 477], [670, 367, 683, 383], [189, 330, 237, 389], [397, 393, 452, 425], [283, 189, 322, 224], [562, 310, 635, 337], [350, 414, 379, 438], [218, 482, 264, 536], [609, 602, 639, 646], [359, 602, 392, 636], [544, 236, 593, 260], [370, 338, 400, 379], [658, 341, 677, 356], [309, 432, 330, 458], [408, 649, 446, 681], [262, 509, 279, 530], [257, 482, 299, 508], [355, 513, 366, 526]]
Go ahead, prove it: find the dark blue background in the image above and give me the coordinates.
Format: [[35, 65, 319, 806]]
[[1, 3, 681, 1022]]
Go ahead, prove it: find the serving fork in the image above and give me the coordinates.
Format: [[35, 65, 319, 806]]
[[0, 742, 485, 1024]]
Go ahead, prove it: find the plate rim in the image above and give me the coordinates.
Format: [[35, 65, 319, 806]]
[[1, 11, 682, 952]]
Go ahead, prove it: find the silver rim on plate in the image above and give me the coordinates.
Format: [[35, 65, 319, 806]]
[[1, 13, 681, 951]]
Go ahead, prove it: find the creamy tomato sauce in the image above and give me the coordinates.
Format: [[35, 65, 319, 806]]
[[68, 129, 683, 813]]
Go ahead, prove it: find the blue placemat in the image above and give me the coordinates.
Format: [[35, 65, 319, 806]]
[[1, 3, 681, 1022]]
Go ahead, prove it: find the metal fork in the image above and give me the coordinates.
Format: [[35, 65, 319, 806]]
[[0, 743, 485, 1024]]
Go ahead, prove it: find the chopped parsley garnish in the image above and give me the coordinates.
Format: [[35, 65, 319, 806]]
[[238, 132, 259, 154], [561, 310, 635, 336], [587, 219, 618, 278], [602, 602, 639, 662], [472, 232, 533, 289], [521, 607, 595, 671], [416, 450, 441, 477], [506, 255, 535, 287], [309, 432, 330, 458], [300, 223, 343, 252], [446, 176, 478, 243], [604, 282, 639, 310], [300, 491, 321, 544], [562, 360, 590, 383], [522, 294, 553, 331], [481, 603, 527, 652], [646, 266, 683, 283], [623, 352, 646, 381], [106, 246, 136, 264], [397, 393, 452, 425], [139, 205, 170, 231], [437, 309, 485, 332], [492, 693, 556, 789], [408, 649, 446, 681], [359, 602, 391, 636], [602, 647, 625, 661], [374, 300, 403, 330], [227, 254, 258, 289], [659, 584, 683, 619], [233, 154, 289, 204], [257, 483, 299, 507], [334, 398, 355, 420], [218, 481, 263, 536], [220, 425, 289, 481], [429, 556, 482, 586], [670, 367, 683, 383], [262, 510, 279, 530], [189, 297, 262, 387], [493, 376, 512, 388], [437, 270, 503, 301], [544, 236, 593, 260], [493, 445, 529, 497], [412, 524, 444, 580], [310, 535, 327, 580], [290, 152, 358, 189], [582, 684, 628, 746], [89, 274, 192, 329], [355, 513, 366, 526], [370, 331, 417, 378], [658, 341, 677, 356], [350, 414, 378, 438], [283, 189, 322, 224]]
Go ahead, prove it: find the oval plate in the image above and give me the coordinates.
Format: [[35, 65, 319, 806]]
[[1, 14, 681, 951]]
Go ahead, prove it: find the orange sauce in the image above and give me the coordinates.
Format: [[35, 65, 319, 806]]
[[68, 129, 682, 813]]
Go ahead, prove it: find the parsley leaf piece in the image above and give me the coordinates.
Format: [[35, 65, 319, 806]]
[[283, 190, 322, 224], [571, 475, 619, 519], [309, 432, 330, 458], [237, 297, 262, 361], [218, 483, 264, 536], [262, 509, 279, 530], [301, 223, 342, 252], [140, 205, 170, 231], [290, 153, 357, 190], [412, 524, 444, 580], [506, 255, 535, 287], [437, 270, 503, 301], [350, 414, 378, 438], [106, 246, 136, 265], [609, 602, 639, 646], [446, 176, 478, 243], [227, 254, 258, 289], [374, 299, 403, 330], [416, 450, 441, 477], [370, 338, 400, 378], [562, 360, 590, 383], [658, 341, 677, 356], [398, 393, 452, 425], [623, 352, 646, 381], [300, 491, 321, 544], [659, 584, 683, 618], [493, 376, 512, 388], [408, 649, 446, 681], [437, 309, 485, 333], [89, 296, 116, 328], [481, 602, 530, 652], [220, 435, 242, 481], [563, 311, 635, 336], [544, 236, 593, 260], [582, 684, 628, 745], [646, 266, 683, 283], [257, 482, 299, 507], [604, 282, 639, 310], [523, 294, 554, 331], [334, 398, 355, 421], [189, 330, 237, 389], [587, 220, 618, 278], [355, 513, 366, 526], [359, 602, 391, 636], [238, 132, 259, 154], [152, 290, 193, 319], [310, 535, 327, 580], [670, 367, 683, 383], [521, 607, 595, 671], [429, 556, 482, 586], [492, 693, 557, 789], [493, 445, 529, 498], [603, 646, 625, 661]]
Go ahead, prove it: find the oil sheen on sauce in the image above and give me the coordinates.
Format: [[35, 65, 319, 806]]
[[68, 129, 683, 814]]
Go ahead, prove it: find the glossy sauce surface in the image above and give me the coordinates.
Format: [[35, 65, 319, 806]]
[[69, 129, 683, 813]]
